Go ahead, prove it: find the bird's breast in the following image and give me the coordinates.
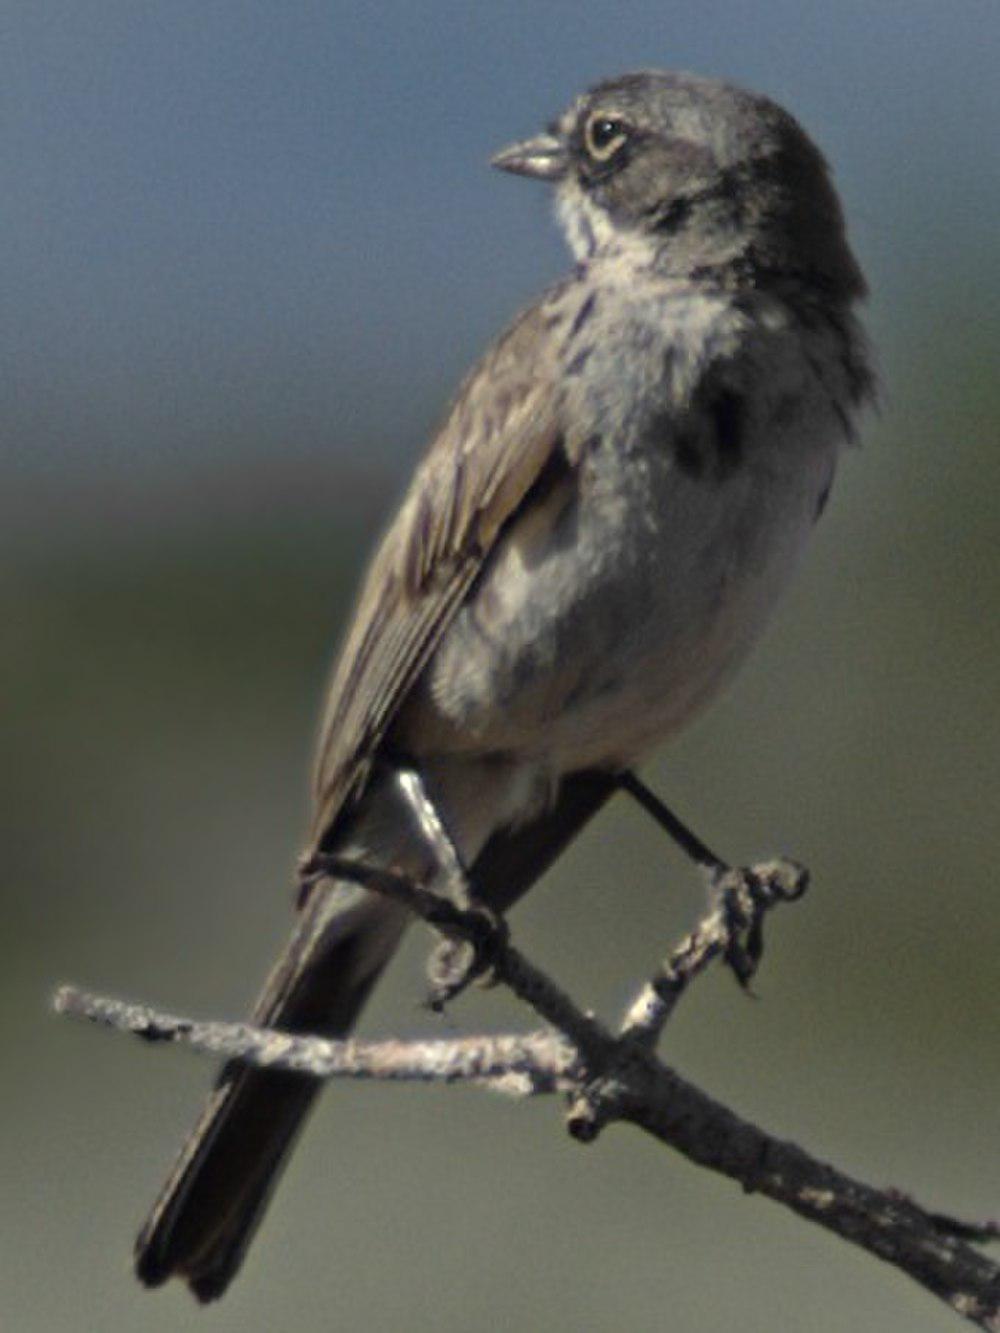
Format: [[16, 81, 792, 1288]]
[[399, 304, 849, 774]]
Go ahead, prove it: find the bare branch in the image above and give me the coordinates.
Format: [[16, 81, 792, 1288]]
[[52, 861, 1000, 1328], [52, 985, 577, 1096], [617, 1054, 1000, 1330]]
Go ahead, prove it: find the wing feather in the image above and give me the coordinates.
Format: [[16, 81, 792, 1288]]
[[307, 286, 572, 849]]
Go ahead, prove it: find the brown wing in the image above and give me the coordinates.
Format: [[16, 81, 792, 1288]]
[[306, 285, 573, 851]]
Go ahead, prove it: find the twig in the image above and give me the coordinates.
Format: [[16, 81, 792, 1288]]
[[620, 857, 809, 1046], [52, 986, 578, 1095]]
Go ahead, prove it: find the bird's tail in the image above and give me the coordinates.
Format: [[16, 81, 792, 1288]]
[[134, 881, 408, 1303]]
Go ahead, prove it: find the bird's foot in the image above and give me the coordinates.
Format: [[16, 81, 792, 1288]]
[[424, 903, 509, 1012], [705, 858, 809, 990]]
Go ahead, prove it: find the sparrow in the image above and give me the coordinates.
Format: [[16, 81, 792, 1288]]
[[135, 69, 873, 1300]]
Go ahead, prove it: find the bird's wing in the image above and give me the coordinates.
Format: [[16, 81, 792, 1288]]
[[307, 282, 579, 852]]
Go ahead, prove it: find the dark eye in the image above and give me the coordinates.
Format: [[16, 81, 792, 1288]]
[[585, 114, 630, 161]]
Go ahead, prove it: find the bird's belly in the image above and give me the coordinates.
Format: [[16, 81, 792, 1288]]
[[401, 434, 836, 772]]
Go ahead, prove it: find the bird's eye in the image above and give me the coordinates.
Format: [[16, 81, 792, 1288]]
[[584, 114, 630, 161]]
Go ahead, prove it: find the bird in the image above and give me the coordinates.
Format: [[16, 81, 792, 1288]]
[[135, 69, 874, 1301]]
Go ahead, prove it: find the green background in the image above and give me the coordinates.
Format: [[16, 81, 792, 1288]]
[[4, 4, 999, 1330]]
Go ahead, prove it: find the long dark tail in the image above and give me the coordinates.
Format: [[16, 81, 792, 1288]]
[[134, 882, 408, 1302], [134, 768, 618, 1302]]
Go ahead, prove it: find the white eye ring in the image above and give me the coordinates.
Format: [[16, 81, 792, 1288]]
[[585, 114, 630, 161]]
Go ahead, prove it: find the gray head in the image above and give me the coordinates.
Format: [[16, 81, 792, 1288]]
[[493, 71, 865, 303]]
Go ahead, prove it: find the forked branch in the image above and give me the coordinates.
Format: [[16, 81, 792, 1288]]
[[53, 860, 1000, 1329]]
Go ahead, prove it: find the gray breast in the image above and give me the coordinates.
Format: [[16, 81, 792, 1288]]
[[402, 282, 850, 771]]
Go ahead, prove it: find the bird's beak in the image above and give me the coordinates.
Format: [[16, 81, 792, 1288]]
[[491, 132, 567, 181]]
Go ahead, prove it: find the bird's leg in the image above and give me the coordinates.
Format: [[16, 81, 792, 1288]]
[[395, 768, 474, 909], [393, 768, 507, 1010], [618, 771, 809, 989], [617, 770, 727, 873]]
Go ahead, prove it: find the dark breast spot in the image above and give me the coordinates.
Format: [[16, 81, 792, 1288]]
[[646, 405, 705, 478], [660, 388, 746, 483], [711, 390, 745, 475], [673, 431, 706, 478]]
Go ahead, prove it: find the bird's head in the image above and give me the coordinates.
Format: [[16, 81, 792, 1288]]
[[492, 70, 865, 301]]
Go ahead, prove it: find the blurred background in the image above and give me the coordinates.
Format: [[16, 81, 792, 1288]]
[[4, 3, 999, 1330]]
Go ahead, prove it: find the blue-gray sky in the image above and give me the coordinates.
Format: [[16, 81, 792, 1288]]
[[3, 1, 998, 541]]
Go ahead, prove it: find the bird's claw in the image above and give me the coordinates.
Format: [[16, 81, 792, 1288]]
[[706, 858, 809, 990], [424, 905, 509, 1012]]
